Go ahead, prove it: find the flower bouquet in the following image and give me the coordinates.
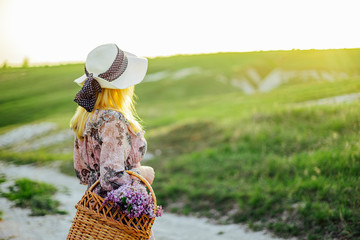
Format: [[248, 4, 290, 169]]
[[104, 181, 163, 219]]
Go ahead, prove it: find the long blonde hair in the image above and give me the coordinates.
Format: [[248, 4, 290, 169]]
[[70, 86, 143, 140]]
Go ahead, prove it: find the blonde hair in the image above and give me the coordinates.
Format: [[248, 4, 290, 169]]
[[70, 86, 143, 140]]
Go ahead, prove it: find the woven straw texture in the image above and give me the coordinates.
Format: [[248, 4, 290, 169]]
[[67, 171, 156, 240]]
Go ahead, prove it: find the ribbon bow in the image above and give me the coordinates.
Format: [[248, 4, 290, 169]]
[[74, 73, 102, 112]]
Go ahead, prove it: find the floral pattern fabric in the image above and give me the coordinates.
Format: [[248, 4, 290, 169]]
[[73, 109, 147, 197]]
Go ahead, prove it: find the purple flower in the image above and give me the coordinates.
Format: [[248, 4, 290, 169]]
[[103, 182, 163, 218]]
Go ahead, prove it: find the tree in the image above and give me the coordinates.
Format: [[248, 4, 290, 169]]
[[22, 57, 29, 68]]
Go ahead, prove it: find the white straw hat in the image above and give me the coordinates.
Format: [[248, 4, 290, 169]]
[[74, 43, 148, 89], [73, 43, 148, 112]]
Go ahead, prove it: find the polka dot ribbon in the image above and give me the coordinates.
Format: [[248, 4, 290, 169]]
[[74, 46, 128, 112], [74, 73, 102, 112]]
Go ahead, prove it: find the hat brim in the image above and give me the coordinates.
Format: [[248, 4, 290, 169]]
[[74, 51, 148, 89]]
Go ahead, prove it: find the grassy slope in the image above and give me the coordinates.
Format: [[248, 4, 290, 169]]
[[0, 48, 360, 239]]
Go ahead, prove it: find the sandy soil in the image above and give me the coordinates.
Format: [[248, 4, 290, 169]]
[[143, 68, 203, 83], [299, 92, 360, 106], [0, 123, 56, 148], [0, 163, 288, 240], [222, 68, 352, 94]]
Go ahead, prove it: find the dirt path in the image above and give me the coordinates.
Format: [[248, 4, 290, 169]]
[[0, 163, 288, 240]]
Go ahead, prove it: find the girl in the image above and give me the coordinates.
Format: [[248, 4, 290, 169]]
[[70, 43, 155, 239]]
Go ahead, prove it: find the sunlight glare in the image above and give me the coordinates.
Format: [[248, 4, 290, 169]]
[[0, 0, 359, 64]]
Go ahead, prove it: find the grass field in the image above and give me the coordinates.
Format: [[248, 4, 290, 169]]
[[1, 48, 360, 239], [1, 178, 66, 216]]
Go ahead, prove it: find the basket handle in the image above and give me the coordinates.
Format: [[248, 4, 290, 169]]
[[88, 170, 157, 215]]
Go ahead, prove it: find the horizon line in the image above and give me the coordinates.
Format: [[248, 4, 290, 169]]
[[2, 46, 360, 67]]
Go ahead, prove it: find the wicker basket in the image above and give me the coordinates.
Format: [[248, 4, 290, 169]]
[[67, 170, 157, 240]]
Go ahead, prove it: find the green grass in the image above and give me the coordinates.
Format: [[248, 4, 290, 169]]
[[0, 64, 81, 128], [0, 174, 5, 184], [1, 178, 66, 216], [0, 150, 72, 165], [151, 103, 360, 239], [1, 48, 360, 239]]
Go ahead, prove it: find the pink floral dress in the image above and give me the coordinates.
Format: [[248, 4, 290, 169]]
[[73, 109, 147, 197]]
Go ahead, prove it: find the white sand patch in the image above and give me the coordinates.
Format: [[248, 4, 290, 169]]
[[171, 67, 202, 80], [246, 68, 261, 84], [229, 78, 242, 90], [320, 71, 335, 82], [215, 74, 228, 84], [241, 80, 256, 94], [258, 69, 283, 92], [230, 78, 255, 94], [0, 123, 56, 148], [281, 70, 297, 81], [15, 129, 74, 152], [144, 71, 171, 82], [337, 71, 349, 79], [153, 213, 288, 240], [300, 70, 320, 81], [143, 68, 203, 83], [0, 163, 291, 240], [300, 92, 360, 106], [218, 68, 352, 95], [0, 122, 74, 152]]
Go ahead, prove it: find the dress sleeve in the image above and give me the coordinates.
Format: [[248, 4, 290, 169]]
[[73, 136, 89, 185], [99, 118, 132, 191]]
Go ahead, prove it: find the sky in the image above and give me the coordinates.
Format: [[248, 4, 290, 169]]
[[0, 0, 359, 65]]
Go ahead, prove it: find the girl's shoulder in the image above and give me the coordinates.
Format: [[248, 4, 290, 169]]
[[97, 109, 130, 125], [93, 109, 144, 137], [83, 109, 128, 135]]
